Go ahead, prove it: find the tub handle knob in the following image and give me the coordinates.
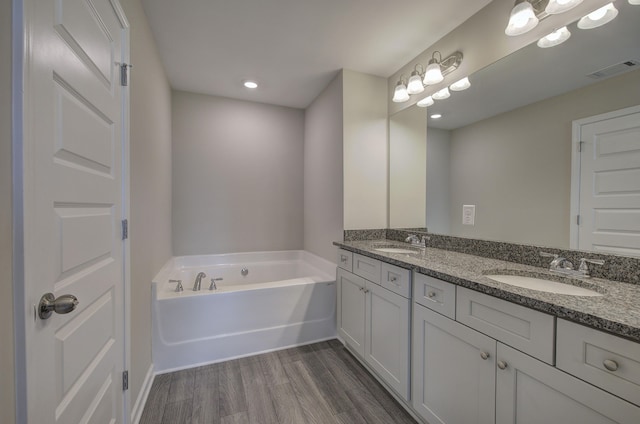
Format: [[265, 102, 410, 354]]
[[169, 279, 183, 292], [210, 278, 223, 291]]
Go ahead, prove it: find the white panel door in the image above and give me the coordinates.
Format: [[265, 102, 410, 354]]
[[496, 343, 640, 424], [365, 282, 410, 400], [22, 0, 128, 422], [578, 109, 640, 256], [336, 269, 366, 356], [412, 304, 496, 424]]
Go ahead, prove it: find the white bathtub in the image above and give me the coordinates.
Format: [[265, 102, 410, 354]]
[[152, 250, 337, 372]]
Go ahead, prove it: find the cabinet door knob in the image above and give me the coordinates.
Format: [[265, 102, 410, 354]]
[[390, 276, 397, 282], [480, 351, 490, 360], [497, 360, 508, 370], [341, 255, 347, 263], [359, 287, 364, 291], [427, 291, 437, 298], [364, 289, 370, 293], [603, 359, 619, 372]]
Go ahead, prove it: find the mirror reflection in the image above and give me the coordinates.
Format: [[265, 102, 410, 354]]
[[389, 1, 640, 255]]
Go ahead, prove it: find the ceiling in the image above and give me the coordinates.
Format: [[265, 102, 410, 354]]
[[140, 0, 493, 109]]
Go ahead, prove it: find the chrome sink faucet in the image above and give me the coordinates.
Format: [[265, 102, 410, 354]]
[[193, 272, 206, 291], [539, 252, 604, 278], [405, 234, 430, 248]]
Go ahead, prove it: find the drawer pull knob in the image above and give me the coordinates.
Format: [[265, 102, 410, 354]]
[[359, 287, 364, 291], [390, 276, 397, 282], [603, 359, 619, 372], [363, 289, 370, 293], [341, 256, 347, 263], [480, 351, 490, 360], [497, 360, 508, 370], [428, 291, 437, 298]]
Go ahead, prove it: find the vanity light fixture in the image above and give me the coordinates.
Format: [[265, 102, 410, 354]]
[[407, 65, 426, 95], [537, 26, 571, 48], [416, 96, 434, 107], [432, 87, 451, 100], [450, 77, 471, 91], [505, 1, 539, 36], [577, 3, 618, 29], [545, 0, 583, 14], [430, 113, 442, 119], [243, 80, 258, 89], [392, 79, 410, 103]]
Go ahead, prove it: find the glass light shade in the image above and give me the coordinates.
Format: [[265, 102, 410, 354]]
[[545, 0, 583, 14], [416, 96, 434, 107], [423, 61, 444, 85], [537, 26, 571, 48], [392, 81, 410, 103], [578, 3, 618, 29], [505, 1, 539, 36], [630, 0, 640, 5], [450, 77, 471, 91], [432, 87, 450, 100], [407, 71, 425, 95]]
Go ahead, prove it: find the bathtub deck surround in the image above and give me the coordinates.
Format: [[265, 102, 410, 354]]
[[140, 340, 417, 424], [152, 250, 337, 372]]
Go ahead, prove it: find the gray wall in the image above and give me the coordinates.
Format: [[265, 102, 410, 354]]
[[121, 0, 173, 412], [1, 0, 14, 421], [172, 91, 305, 255], [426, 127, 451, 234], [304, 72, 344, 262], [449, 69, 640, 247]]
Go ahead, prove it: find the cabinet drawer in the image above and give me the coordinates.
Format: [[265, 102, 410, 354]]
[[556, 319, 640, 406], [337, 248, 353, 272], [381, 262, 411, 298], [456, 287, 555, 364], [414, 274, 456, 320], [353, 253, 381, 284]]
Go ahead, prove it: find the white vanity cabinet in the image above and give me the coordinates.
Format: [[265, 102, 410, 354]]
[[336, 259, 411, 400], [412, 274, 640, 424]]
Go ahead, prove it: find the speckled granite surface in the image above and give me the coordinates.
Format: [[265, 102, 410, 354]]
[[334, 239, 640, 343]]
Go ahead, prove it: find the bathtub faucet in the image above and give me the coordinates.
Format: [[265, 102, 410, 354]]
[[193, 272, 207, 291]]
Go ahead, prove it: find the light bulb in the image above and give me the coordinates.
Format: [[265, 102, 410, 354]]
[[407, 71, 425, 95], [430, 114, 442, 119], [450, 77, 471, 91], [392, 81, 410, 103], [505, 2, 539, 36], [416, 96, 434, 107], [537, 26, 571, 48], [578, 3, 618, 29], [432, 87, 450, 100], [423, 61, 444, 85], [545, 0, 583, 14], [243, 80, 258, 89]]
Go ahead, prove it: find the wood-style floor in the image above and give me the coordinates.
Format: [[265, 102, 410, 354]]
[[140, 339, 419, 424]]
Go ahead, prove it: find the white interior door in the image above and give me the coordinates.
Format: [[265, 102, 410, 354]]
[[22, 0, 129, 422], [575, 106, 640, 256]]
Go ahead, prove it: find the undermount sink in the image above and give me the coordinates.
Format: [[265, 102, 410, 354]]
[[375, 247, 421, 254], [485, 274, 603, 297]]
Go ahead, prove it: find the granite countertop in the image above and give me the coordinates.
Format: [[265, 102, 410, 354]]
[[334, 239, 640, 343]]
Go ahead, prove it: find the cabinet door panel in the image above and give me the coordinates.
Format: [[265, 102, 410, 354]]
[[365, 282, 410, 400], [413, 304, 496, 424], [337, 268, 366, 356], [496, 343, 640, 424]]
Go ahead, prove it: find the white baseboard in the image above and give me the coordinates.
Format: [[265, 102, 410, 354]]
[[130, 364, 155, 424]]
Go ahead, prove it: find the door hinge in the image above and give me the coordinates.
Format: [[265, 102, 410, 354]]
[[122, 219, 128, 240], [576, 215, 581, 225], [123, 370, 129, 391], [578, 141, 584, 152], [120, 63, 133, 86]]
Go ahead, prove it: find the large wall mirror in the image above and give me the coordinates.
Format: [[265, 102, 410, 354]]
[[389, 1, 640, 254]]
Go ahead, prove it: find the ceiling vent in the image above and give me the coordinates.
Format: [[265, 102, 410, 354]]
[[587, 60, 639, 79]]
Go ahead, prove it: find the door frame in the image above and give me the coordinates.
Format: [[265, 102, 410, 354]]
[[11, 0, 131, 421], [569, 104, 640, 250]]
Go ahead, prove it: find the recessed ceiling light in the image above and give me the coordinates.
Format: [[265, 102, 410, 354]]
[[243, 80, 258, 89], [431, 114, 442, 119]]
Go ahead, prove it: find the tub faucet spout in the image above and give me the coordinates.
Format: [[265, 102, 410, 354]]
[[193, 272, 206, 291]]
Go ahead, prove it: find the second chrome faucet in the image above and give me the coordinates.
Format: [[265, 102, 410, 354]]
[[193, 272, 206, 291]]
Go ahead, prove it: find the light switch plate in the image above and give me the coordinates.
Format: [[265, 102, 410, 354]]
[[462, 205, 475, 225]]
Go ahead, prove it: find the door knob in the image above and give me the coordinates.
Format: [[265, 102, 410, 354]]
[[39, 293, 79, 320]]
